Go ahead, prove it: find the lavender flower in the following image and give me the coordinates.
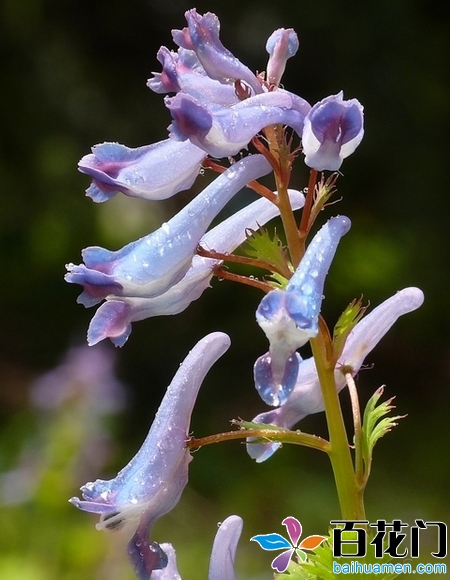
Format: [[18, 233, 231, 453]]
[[166, 90, 307, 158], [254, 215, 351, 406], [65, 154, 271, 307], [70, 332, 231, 580], [148, 46, 239, 106], [78, 139, 205, 203], [150, 515, 243, 580], [87, 190, 306, 347], [172, 9, 262, 95], [302, 92, 364, 171], [248, 287, 425, 462], [266, 28, 299, 86]]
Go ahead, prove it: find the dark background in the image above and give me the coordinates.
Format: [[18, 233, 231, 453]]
[[1, 0, 449, 577]]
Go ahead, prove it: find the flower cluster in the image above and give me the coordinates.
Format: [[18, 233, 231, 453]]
[[66, 8, 422, 580]]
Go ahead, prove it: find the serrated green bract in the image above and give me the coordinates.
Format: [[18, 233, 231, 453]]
[[243, 226, 291, 285], [361, 387, 404, 480], [332, 298, 367, 364]]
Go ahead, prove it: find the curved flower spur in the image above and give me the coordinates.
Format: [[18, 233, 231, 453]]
[[254, 215, 351, 407], [69, 332, 231, 580], [247, 287, 425, 462], [65, 154, 271, 307], [86, 190, 306, 347], [151, 515, 244, 580]]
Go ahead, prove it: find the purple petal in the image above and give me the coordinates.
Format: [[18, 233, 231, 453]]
[[128, 530, 168, 580], [148, 46, 238, 106], [254, 351, 301, 406], [248, 287, 424, 462], [166, 91, 306, 157], [302, 92, 364, 171], [86, 190, 305, 347], [282, 517, 302, 547], [271, 549, 294, 572], [70, 332, 230, 531], [254, 216, 350, 405], [150, 543, 181, 580], [209, 515, 243, 580], [172, 9, 261, 95], [79, 139, 205, 202], [66, 154, 271, 306], [266, 28, 299, 86]]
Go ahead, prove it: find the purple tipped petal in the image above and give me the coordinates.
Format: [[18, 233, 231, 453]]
[[286, 215, 351, 307], [128, 532, 168, 580], [255, 216, 350, 406], [87, 190, 306, 347], [70, 333, 231, 576], [302, 92, 364, 171], [79, 140, 205, 202], [173, 9, 261, 95], [166, 91, 306, 157], [209, 515, 243, 580], [148, 46, 238, 106], [282, 517, 302, 547], [66, 154, 271, 305], [150, 543, 181, 580], [271, 549, 295, 572], [248, 288, 424, 462], [254, 351, 301, 406], [266, 28, 299, 86]]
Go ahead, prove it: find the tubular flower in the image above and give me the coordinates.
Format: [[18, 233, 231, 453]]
[[248, 287, 425, 462], [65, 154, 271, 307], [148, 46, 239, 106], [70, 332, 231, 580], [166, 91, 307, 158], [150, 515, 244, 580], [266, 28, 299, 86], [172, 9, 262, 95], [254, 215, 351, 406], [86, 190, 306, 347], [78, 139, 205, 203], [302, 91, 364, 171]]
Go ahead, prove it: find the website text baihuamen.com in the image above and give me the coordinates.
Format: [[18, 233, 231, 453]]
[[333, 561, 447, 575]]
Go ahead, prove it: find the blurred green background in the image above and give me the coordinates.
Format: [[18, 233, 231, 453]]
[[0, 0, 449, 578]]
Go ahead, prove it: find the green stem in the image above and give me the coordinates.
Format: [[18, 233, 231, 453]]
[[188, 428, 330, 453], [299, 168, 318, 242], [275, 172, 302, 267], [345, 371, 364, 488], [310, 324, 366, 520]]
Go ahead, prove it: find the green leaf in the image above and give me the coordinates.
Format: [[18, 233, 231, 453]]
[[243, 226, 291, 285], [361, 387, 404, 477], [292, 531, 402, 580]]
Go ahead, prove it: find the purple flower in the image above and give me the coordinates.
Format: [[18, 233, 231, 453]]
[[65, 154, 271, 307], [148, 47, 239, 106], [302, 92, 364, 171], [254, 216, 351, 406], [78, 139, 205, 203], [172, 9, 262, 95], [150, 515, 243, 580], [87, 190, 306, 347], [166, 91, 306, 158], [248, 287, 425, 462], [70, 332, 231, 580], [266, 28, 299, 86]]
